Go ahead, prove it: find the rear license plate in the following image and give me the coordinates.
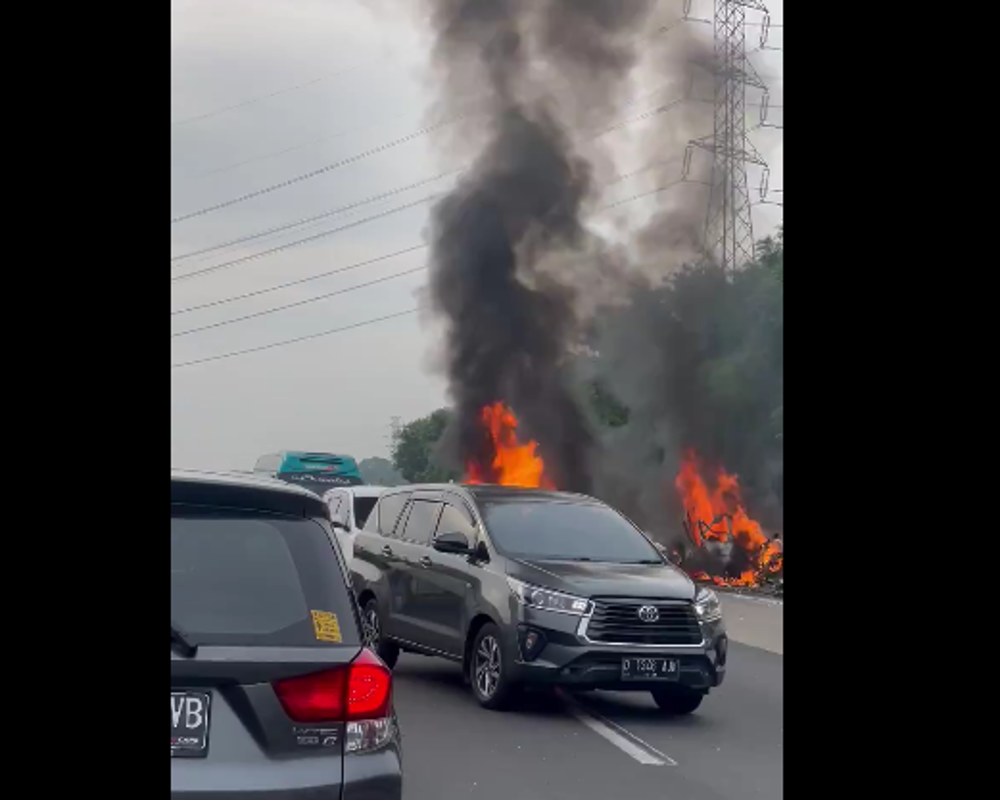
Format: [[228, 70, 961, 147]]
[[171, 691, 211, 758], [621, 657, 680, 681]]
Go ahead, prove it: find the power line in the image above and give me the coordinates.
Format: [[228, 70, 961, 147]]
[[171, 57, 385, 128], [172, 171, 688, 336], [170, 94, 695, 279], [171, 244, 427, 316], [188, 65, 676, 185], [171, 194, 439, 282], [170, 114, 473, 225], [171, 177, 688, 360], [172, 158, 689, 314], [192, 95, 491, 181], [172, 265, 426, 337], [170, 308, 420, 369], [172, 59, 693, 226], [170, 169, 461, 263]]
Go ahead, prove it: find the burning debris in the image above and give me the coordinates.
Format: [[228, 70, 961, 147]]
[[464, 402, 554, 488], [674, 450, 782, 588]]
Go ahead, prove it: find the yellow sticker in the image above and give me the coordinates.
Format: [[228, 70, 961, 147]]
[[310, 610, 343, 643]]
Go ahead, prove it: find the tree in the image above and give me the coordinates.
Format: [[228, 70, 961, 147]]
[[358, 456, 406, 486], [583, 229, 784, 529], [390, 408, 460, 483], [587, 379, 630, 428]]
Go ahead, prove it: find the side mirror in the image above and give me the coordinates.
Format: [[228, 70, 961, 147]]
[[434, 531, 473, 554]]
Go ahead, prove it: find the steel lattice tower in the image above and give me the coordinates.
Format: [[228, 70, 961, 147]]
[[684, 0, 769, 272]]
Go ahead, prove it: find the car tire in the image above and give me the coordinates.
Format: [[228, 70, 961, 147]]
[[469, 623, 518, 711], [363, 598, 399, 669], [650, 686, 704, 715]]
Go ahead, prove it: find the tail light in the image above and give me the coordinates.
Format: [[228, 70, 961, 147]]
[[274, 648, 392, 722]]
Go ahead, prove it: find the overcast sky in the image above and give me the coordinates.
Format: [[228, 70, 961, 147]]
[[170, 0, 783, 472]]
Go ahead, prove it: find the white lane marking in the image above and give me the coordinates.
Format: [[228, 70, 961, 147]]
[[558, 690, 677, 766]]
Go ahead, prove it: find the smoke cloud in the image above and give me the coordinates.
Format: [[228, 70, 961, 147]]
[[417, 0, 657, 491]]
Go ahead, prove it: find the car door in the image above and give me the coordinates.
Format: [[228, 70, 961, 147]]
[[419, 500, 480, 656], [389, 498, 444, 648], [352, 490, 411, 640]]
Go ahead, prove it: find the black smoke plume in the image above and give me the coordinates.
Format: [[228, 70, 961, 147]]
[[417, 0, 656, 490]]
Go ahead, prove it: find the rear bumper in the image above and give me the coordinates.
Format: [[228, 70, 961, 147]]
[[170, 742, 402, 800], [504, 606, 727, 693]]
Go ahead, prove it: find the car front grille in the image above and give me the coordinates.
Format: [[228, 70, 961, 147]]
[[585, 599, 703, 645]]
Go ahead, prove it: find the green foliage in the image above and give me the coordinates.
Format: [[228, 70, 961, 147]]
[[586, 229, 783, 512], [389, 408, 460, 483], [358, 456, 406, 486], [588, 379, 630, 428]]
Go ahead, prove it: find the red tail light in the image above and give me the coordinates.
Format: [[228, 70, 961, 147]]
[[274, 648, 392, 722]]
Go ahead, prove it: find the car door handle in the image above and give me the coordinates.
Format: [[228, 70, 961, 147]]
[[381, 545, 393, 557], [418, 556, 432, 568]]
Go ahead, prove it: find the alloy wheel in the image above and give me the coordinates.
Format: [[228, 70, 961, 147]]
[[475, 634, 501, 699]]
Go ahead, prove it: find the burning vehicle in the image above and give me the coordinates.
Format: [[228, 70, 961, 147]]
[[673, 450, 783, 590]]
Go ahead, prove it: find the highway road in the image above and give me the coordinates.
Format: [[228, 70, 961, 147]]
[[394, 594, 783, 800]]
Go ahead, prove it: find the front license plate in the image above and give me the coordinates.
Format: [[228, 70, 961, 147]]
[[171, 691, 211, 758], [621, 657, 679, 681]]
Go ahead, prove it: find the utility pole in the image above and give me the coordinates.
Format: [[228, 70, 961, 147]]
[[683, 0, 770, 272]]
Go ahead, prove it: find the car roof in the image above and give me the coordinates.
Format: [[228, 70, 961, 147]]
[[171, 468, 329, 519], [350, 485, 386, 498], [388, 482, 602, 506], [323, 485, 385, 499]]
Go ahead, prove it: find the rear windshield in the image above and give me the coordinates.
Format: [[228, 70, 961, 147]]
[[482, 501, 663, 564], [353, 496, 378, 529], [171, 507, 360, 647]]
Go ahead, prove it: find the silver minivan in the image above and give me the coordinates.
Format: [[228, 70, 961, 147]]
[[171, 470, 402, 799]]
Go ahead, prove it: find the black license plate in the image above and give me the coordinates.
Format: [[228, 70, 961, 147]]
[[171, 691, 211, 758], [621, 657, 680, 681]]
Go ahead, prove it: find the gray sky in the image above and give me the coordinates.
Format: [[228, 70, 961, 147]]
[[170, 0, 783, 472]]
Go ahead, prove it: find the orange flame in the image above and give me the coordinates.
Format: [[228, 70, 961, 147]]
[[675, 450, 781, 587], [464, 402, 555, 489]]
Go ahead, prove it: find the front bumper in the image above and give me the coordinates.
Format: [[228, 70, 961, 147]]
[[504, 604, 727, 693]]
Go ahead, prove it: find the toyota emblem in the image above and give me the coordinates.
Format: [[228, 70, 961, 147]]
[[637, 605, 659, 623]]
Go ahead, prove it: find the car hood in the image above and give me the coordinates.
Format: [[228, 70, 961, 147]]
[[505, 557, 696, 600]]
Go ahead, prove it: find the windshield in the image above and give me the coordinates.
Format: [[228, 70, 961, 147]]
[[482, 501, 663, 563], [170, 508, 360, 647]]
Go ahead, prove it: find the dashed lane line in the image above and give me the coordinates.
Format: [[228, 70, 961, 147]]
[[557, 689, 677, 767]]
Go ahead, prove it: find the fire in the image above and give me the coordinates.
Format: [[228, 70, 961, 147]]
[[464, 402, 555, 489], [675, 450, 782, 588]]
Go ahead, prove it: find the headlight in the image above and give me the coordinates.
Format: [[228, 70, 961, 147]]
[[694, 587, 723, 623], [507, 577, 591, 615]]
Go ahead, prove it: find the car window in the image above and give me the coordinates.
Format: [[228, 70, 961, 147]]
[[436, 504, 478, 543], [353, 496, 378, 529], [362, 502, 380, 533], [171, 507, 360, 647], [481, 500, 662, 563], [376, 492, 411, 537], [400, 500, 443, 545]]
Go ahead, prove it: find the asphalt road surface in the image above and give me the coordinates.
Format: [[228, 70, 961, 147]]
[[394, 599, 783, 800]]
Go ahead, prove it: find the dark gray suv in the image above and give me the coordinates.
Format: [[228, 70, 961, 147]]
[[352, 484, 727, 714], [171, 470, 402, 799]]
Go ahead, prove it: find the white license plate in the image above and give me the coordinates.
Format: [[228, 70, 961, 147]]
[[171, 691, 211, 758], [621, 657, 680, 681]]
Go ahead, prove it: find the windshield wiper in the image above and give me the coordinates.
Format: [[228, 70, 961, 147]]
[[170, 621, 199, 658], [632, 559, 665, 564]]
